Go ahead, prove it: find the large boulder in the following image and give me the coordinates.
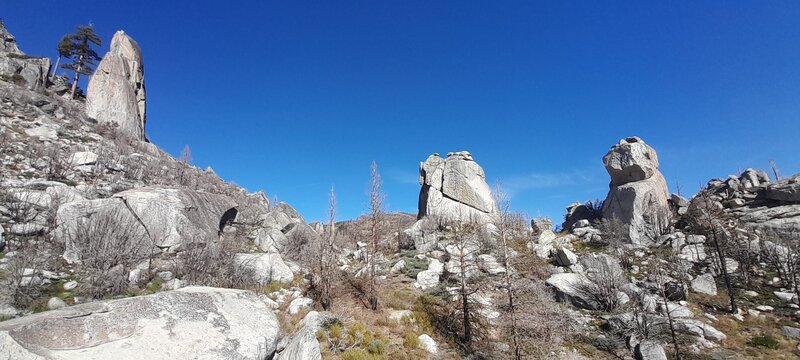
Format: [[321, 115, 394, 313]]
[[234, 253, 294, 284], [690, 273, 717, 296], [634, 340, 667, 360], [0, 287, 281, 359], [56, 187, 237, 261], [601, 137, 671, 244], [418, 151, 495, 223], [415, 259, 444, 290], [86, 30, 146, 141]]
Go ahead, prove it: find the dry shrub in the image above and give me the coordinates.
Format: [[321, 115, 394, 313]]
[[498, 279, 573, 359], [67, 204, 151, 298], [176, 234, 255, 289], [574, 255, 626, 312]]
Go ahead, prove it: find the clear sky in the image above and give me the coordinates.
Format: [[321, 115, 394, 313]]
[[3, 1, 799, 223]]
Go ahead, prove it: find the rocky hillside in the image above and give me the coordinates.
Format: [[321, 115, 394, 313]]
[[0, 22, 321, 359], [2, 19, 800, 360]]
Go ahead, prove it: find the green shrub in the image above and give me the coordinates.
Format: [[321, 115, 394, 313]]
[[749, 334, 779, 349], [143, 277, 163, 294], [366, 339, 386, 355], [400, 251, 430, 279], [403, 332, 419, 349]]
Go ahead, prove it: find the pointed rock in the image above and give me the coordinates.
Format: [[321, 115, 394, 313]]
[[86, 30, 146, 141]]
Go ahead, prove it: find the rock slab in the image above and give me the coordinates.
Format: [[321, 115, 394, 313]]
[[0, 287, 281, 359]]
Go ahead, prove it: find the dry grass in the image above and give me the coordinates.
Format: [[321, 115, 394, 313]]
[[710, 314, 799, 358], [313, 271, 459, 359]]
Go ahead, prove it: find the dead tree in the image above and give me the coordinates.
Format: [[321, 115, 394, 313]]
[[443, 212, 493, 352], [762, 230, 800, 301], [318, 187, 337, 310], [647, 258, 682, 360], [493, 184, 568, 358], [366, 161, 385, 310], [687, 189, 738, 313], [492, 184, 522, 359]]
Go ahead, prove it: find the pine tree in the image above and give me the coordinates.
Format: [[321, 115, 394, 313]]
[[59, 25, 102, 99]]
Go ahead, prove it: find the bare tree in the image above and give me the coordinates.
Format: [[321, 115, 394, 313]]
[[762, 229, 800, 301], [769, 160, 781, 181], [179, 144, 192, 164], [364, 161, 385, 310], [647, 257, 682, 360], [492, 183, 522, 359], [493, 183, 569, 359], [317, 187, 337, 310], [686, 189, 738, 313], [444, 214, 492, 352]]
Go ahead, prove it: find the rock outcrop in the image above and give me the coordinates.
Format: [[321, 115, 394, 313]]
[[56, 187, 237, 261], [0, 287, 281, 359], [693, 170, 800, 236], [601, 137, 671, 244], [0, 21, 50, 91], [86, 30, 146, 141], [418, 151, 495, 224]]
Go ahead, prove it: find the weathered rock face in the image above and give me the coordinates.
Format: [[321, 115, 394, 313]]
[[601, 137, 671, 244], [86, 30, 146, 141], [56, 187, 237, 261], [418, 151, 495, 223], [0, 287, 280, 359], [0, 21, 50, 91]]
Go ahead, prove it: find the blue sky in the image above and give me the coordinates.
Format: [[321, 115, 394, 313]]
[[3, 1, 799, 223]]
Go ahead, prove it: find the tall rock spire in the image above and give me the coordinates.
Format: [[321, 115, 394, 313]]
[[86, 30, 147, 141]]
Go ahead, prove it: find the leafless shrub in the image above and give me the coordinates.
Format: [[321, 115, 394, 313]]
[[597, 218, 635, 269], [176, 235, 253, 289], [4, 238, 49, 308], [498, 280, 573, 359], [575, 255, 626, 312], [282, 223, 318, 265], [0, 129, 12, 155], [33, 142, 70, 181], [761, 229, 800, 301], [0, 188, 37, 224], [68, 205, 152, 298], [639, 207, 672, 244]]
